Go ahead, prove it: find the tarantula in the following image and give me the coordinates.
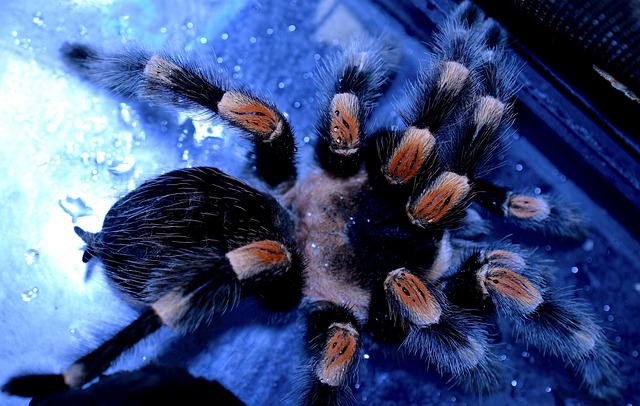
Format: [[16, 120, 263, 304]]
[[3, 1, 622, 404]]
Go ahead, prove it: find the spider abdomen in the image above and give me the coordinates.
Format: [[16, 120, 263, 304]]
[[78, 167, 295, 303]]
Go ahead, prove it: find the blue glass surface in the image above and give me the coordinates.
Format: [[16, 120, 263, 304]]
[[1, 0, 638, 405]]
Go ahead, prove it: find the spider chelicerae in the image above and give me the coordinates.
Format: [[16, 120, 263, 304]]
[[3, 1, 623, 404]]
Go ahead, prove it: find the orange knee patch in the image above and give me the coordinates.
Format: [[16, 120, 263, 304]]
[[438, 61, 470, 95], [383, 126, 435, 185], [226, 240, 292, 281], [329, 93, 360, 155], [218, 92, 283, 140], [407, 171, 471, 226], [316, 322, 359, 387], [485, 249, 527, 270], [507, 194, 551, 220], [481, 267, 543, 313], [384, 269, 441, 327]]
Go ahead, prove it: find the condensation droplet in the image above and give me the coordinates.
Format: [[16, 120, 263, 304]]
[[24, 249, 39, 265], [108, 156, 136, 175], [58, 195, 93, 223], [582, 238, 595, 252], [21, 287, 39, 302]]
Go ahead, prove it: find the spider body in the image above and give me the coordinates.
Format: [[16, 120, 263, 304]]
[[3, 1, 624, 404]]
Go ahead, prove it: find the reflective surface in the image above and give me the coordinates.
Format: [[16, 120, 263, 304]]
[[1, 0, 638, 405]]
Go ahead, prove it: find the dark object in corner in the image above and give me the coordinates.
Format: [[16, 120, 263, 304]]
[[30, 365, 245, 406]]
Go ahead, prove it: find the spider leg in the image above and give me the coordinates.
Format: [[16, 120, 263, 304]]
[[474, 178, 586, 239], [443, 245, 623, 400], [298, 301, 362, 405], [369, 2, 519, 229], [4, 167, 303, 398], [314, 35, 400, 176], [60, 43, 296, 186], [367, 268, 500, 394]]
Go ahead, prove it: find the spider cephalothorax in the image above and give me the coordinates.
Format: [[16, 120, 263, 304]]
[[3, 1, 622, 404]]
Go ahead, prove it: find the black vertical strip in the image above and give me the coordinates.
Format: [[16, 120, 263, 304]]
[[74, 308, 164, 385]]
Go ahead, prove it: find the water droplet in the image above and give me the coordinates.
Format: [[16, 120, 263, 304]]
[[288, 24, 296, 32], [249, 37, 256, 44], [24, 249, 39, 265], [200, 37, 207, 44], [363, 353, 369, 359], [515, 163, 523, 172], [582, 238, 595, 252], [511, 380, 517, 387], [108, 156, 135, 175], [303, 136, 310, 143], [278, 82, 285, 89], [221, 33, 228, 40], [545, 387, 552, 393], [266, 28, 274, 35], [603, 304, 610, 312], [21, 287, 39, 302], [571, 266, 579, 274], [32, 11, 44, 26], [533, 187, 541, 194], [59, 195, 93, 223]]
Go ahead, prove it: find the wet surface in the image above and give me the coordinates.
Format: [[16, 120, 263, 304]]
[[1, 0, 638, 405]]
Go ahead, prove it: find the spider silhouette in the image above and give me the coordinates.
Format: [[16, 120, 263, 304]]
[[3, 2, 622, 404]]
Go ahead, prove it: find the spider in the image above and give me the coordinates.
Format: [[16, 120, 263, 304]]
[[3, 1, 623, 404]]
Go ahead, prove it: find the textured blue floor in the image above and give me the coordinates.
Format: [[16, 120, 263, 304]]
[[1, 0, 638, 405]]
